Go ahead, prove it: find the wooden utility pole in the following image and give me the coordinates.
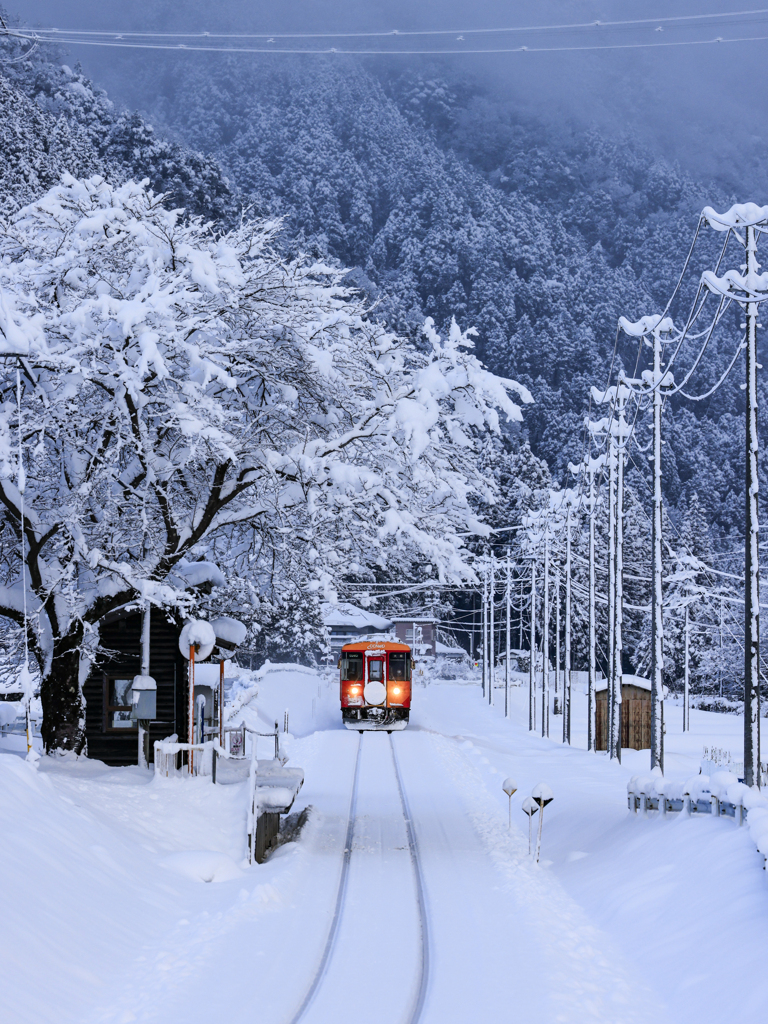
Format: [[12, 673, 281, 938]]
[[564, 507, 573, 745], [744, 222, 761, 787], [651, 324, 666, 772], [542, 532, 550, 738], [529, 560, 537, 732], [588, 460, 598, 752], [489, 553, 495, 706], [505, 551, 511, 718]]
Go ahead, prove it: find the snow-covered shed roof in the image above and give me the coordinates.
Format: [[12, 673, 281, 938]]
[[595, 674, 651, 693], [322, 602, 394, 631]]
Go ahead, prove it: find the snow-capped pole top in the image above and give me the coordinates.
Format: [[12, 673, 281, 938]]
[[701, 202, 768, 231], [502, 778, 517, 797], [532, 782, 554, 807], [618, 314, 674, 337], [210, 616, 248, 651], [179, 620, 216, 661]]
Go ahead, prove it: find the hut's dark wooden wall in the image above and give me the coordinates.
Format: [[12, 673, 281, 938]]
[[595, 683, 652, 752], [83, 607, 187, 766]]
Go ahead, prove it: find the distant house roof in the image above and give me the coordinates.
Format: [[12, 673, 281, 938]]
[[322, 603, 394, 632]]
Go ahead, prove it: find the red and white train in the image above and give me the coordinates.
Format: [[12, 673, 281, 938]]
[[339, 638, 413, 731]]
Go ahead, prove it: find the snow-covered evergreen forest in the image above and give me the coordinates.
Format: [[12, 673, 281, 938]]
[[0, 5, 763, 746]]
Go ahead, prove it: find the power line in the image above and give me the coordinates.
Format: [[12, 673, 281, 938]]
[[14, 8, 768, 40], [7, 27, 768, 56]]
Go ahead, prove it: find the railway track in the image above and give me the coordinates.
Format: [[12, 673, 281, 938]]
[[287, 732, 430, 1024]]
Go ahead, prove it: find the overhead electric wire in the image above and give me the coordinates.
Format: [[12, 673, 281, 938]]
[[7, 25, 768, 56]]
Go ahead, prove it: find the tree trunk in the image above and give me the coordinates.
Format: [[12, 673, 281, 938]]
[[40, 626, 86, 753]]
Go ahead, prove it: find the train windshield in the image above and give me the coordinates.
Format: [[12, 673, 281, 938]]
[[340, 652, 364, 681], [388, 652, 411, 681]]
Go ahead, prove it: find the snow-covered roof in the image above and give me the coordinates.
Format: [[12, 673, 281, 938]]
[[322, 602, 394, 631], [436, 641, 465, 657], [595, 674, 651, 693]]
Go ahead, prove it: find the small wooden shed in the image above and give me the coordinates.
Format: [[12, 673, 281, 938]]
[[83, 605, 188, 766], [595, 675, 652, 751]]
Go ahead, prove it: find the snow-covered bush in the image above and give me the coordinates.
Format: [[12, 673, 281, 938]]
[[0, 174, 530, 751]]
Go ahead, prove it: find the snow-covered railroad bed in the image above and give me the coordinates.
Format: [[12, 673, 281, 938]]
[[288, 732, 427, 1024]]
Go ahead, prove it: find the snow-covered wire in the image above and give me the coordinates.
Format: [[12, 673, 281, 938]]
[[11, 26, 768, 56], [15, 9, 768, 40]]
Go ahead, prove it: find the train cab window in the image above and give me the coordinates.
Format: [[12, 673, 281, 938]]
[[341, 653, 363, 681], [389, 652, 410, 681], [368, 659, 383, 681]]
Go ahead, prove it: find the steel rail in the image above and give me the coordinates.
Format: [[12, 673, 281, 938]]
[[286, 732, 363, 1024], [390, 734, 431, 1024], [286, 731, 430, 1024]]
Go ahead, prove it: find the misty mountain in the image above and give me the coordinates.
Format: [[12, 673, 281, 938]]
[[0, 26, 759, 558], [104, 53, 756, 546]]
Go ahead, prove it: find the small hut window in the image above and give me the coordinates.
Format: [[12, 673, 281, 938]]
[[105, 676, 136, 731]]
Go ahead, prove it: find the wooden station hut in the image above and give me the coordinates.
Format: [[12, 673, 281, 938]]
[[595, 675, 652, 751], [83, 605, 188, 767]]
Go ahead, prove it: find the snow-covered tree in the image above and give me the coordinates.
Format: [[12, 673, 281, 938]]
[[0, 174, 530, 751]]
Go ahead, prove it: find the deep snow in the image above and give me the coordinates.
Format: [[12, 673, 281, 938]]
[[1, 665, 766, 1024]]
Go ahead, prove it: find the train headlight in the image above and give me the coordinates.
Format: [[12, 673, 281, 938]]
[[350, 686, 360, 695], [392, 687, 401, 695]]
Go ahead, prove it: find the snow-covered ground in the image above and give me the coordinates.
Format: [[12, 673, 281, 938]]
[[2, 665, 766, 1024]]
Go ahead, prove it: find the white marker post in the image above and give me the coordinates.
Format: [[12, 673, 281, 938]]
[[521, 796, 539, 856], [532, 783, 554, 864], [502, 777, 517, 830]]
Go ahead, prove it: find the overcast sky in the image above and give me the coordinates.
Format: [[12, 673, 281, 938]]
[[8, 1, 768, 193]]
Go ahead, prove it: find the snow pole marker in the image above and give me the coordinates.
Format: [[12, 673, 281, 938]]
[[521, 796, 538, 855], [505, 550, 511, 719], [502, 777, 517, 830], [532, 783, 554, 864]]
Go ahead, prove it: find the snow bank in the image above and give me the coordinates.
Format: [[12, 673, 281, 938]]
[[628, 769, 768, 865], [160, 850, 243, 883]]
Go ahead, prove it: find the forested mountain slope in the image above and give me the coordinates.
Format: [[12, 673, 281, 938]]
[[0, 38, 759, 552], [115, 55, 756, 546], [0, 33, 236, 220]]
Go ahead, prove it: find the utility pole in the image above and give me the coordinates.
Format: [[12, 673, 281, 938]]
[[529, 560, 537, 732], [619, 314, 674, 769], [700, 204, 768, 784], [719, 597, 724, 699], [683, 603, 690, 732], [482, 567, 487, 699], [744, 221, 761, 787], [489, 552, 495, 706], [554, 571, 561, 716], [542, 532, 550, 738], [564, 506, 573, 745], [519, 578, 524, 652], [505, 550, 511, 718], [612, 386, 628, 762], [588, 459, 597, 752], [608, 416, 617, 757], [651, 323, 666, 772]]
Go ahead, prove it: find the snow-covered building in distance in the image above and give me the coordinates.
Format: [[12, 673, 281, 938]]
[[392, 616, 437, 658], [322, 603, 395, 657]]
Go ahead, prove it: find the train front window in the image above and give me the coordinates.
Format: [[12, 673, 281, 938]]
[[341, 653, 363, 681], [368, 659, 384, 681], [389, 652, 410, 681]]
